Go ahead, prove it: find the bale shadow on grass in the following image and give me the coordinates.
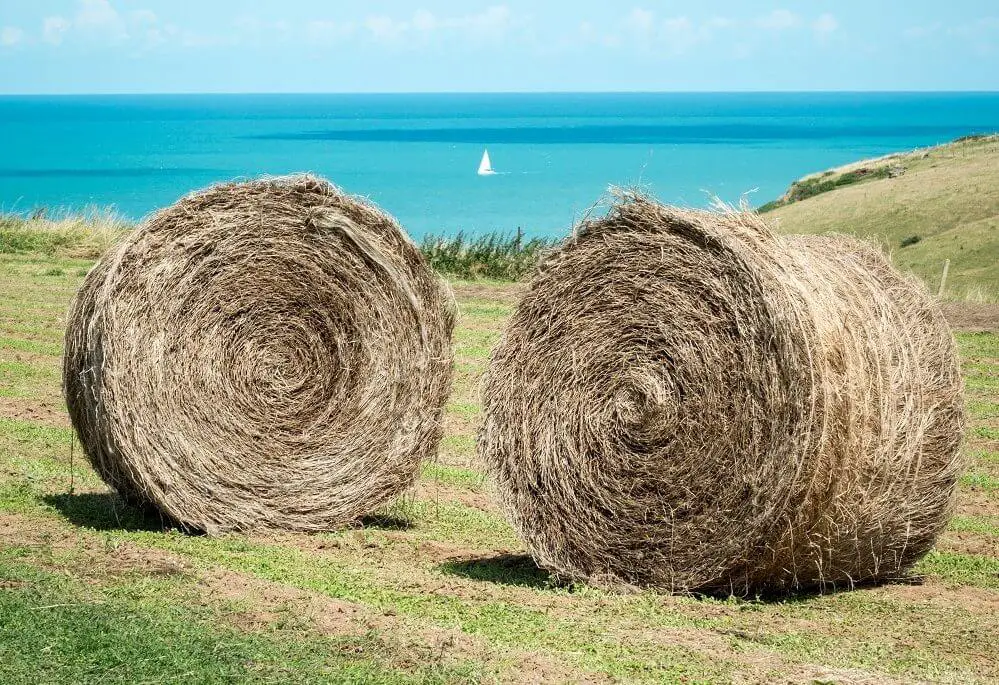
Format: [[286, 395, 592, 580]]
[[439, 553, 554, 589], [358, 513, 414, 531], [442, 552, 925, 599], [43, 492, 182, 533], [693, 573, 927, 605]]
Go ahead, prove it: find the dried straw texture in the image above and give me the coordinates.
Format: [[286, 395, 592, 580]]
[[480, 196, 965, 594], [64, 176, 455, 534]]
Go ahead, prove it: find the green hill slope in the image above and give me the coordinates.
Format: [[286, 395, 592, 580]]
[[764, 135, 999, 301]]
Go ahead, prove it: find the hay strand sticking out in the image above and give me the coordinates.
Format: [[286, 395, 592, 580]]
[[480, 195, 965, 594], [64, 175, 455, 533]]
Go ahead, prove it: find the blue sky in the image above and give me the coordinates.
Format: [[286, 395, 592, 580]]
[[0, 1, 997, 93]]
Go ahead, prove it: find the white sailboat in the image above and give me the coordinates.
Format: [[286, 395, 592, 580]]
[[477, 149, 496, 176]]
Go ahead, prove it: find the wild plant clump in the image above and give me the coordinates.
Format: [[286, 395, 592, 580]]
[[480, 195, 965, 594], [0, 209, 129, 257], [64, 176, 455, 533], [419, 230, 557, 281]]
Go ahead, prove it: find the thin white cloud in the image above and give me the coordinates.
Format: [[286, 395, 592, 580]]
[[948, 16, 999, 55], [360, 5, 515, 46], [813, 14, 839, 36], [178, 29, 234, 49], [603, 9, 732, 55], [364, 15, 407, 42], [623, 8, 656, 37], [37, 2, 228, 52], [42, 16, 71, 45], [581, 19, 622, 48], [411, 9, 437, 33], [707, 16, 737, 30], [1, 26, 24, 47], [660, 17, 703, 55], [306, 20, 357, 44], [126, 9, 167, 49], [232, 16, 290, 37], [131, 9, 158, 26], [229, 15, 293, 47], [75, 0, 127, 39], [949, 16, 999, 36], [37, 2, 171, 49], [904, 23, 940, 39], [577, 7, 849, 59], [756, 9, 801, 31], [459, 5, 512, 40], [39, 1, 127, 46]]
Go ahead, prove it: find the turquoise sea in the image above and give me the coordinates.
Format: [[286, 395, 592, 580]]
[[1, 92, 998, 238]]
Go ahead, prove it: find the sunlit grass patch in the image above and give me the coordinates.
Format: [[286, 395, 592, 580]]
[[0, 417, 103, 494], [968, 449, 999, 465], [957, 331, 999, 360], [0, 335, 63, 357], [0, 555, 479, 684], [422, 462, 486, 491], [948, 515, 999, 536], [0, 359, 59, 389], [914, 550, 999, 588], [445, 401, 480, 421], [973, 426, 999, 441], [0, 210, 129, 258], [453, 328, 501, 360], [966, 399, 999, 421], [437, 435, 478, 465], [960, 472, 998, 492]]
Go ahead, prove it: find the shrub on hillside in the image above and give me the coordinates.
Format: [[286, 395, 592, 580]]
[[420, 231, 558, 281]]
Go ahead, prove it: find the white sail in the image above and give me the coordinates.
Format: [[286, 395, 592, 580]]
[[477, 149, 495, 176]]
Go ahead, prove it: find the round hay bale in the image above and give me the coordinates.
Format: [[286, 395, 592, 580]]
[[480, 196, 965, 594], [64, 175, 455, 533]]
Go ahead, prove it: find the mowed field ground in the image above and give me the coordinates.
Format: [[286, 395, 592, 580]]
[[1, 249, 997, 684]]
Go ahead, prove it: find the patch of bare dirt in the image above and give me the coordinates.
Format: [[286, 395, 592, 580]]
[[415, 480, 497, 513], [644, 624, 903, 685], [198, 567, 593, 684], [0, 512, 594, 682], [199, 567, 367, 634], [451, 281, 525, 304], [0, 512, 189, 578], [0, 396, 70, 427], [937, 530, 999, 557], [0, 512, 76, 549], [5, 348, 60, 367], [954, 489, 999, 517], [941, 302, 999, 333], [883, 579, 999, 616], [441, 411, 479, 439]]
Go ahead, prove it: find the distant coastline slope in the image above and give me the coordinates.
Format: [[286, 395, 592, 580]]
[[763, 135, 999, 301]]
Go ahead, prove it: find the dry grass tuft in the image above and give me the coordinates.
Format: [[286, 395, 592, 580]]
[[480, 194, 966, 595], [0, 209, 130, 257], [63, 175, 455, 534]]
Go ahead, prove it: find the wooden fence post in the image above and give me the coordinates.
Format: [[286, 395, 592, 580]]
[[937, 259, 951, 298]]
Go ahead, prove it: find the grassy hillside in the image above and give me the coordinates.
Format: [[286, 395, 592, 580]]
[[764, 135, 999, 301]]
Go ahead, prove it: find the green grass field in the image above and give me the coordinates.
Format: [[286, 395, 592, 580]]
[[765, 135, 999, 301], [1, 246, 997, 684]]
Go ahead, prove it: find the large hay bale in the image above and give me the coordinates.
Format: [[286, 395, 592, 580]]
[[64, 176, 455, 533], [480, 196, 965, 594]]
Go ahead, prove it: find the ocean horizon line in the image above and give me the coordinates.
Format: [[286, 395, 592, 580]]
[[3, 91, 997, 236], [3, 89, 999, 98]]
